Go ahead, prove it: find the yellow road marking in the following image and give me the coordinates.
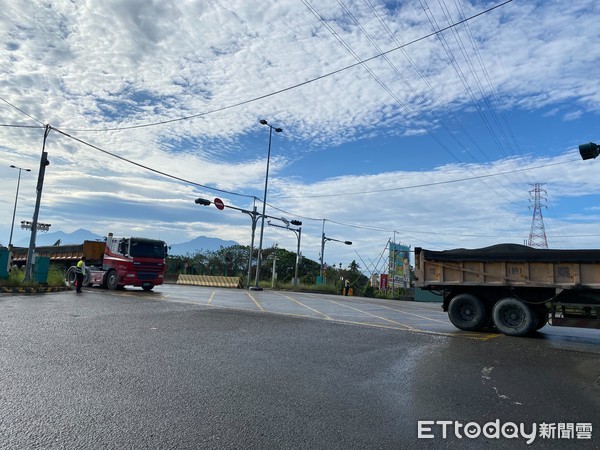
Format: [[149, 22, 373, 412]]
[[274, 292, 333, 320], [326, 298, 417, 331], [158, 296, 498, 340], [207, 290, 215, 305], [246, 291, 265, 311], [374, 303, 450, 324], [300, 294, 501, 340]]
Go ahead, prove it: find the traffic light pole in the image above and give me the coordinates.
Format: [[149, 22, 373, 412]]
[[319, 225, 352, 285], [195, 197, 294, 289], [267, 220, 302, 286], [242, 205, 259, 289]]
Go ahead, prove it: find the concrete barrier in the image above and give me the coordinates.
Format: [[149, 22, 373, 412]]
[[176, 275, 243, 288]]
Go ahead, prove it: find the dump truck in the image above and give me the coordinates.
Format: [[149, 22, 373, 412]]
[[12, 233, 167, 291], [414, 244, 600, 336]]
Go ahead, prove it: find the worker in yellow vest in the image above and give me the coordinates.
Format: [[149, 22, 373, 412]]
[[75, 256, 87, 293]]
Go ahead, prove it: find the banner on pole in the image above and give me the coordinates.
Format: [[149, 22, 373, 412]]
[[390, 243, 411, 286]]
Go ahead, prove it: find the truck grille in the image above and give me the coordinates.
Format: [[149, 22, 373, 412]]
[[138, 272, 159, 280], [133, 262, 163, 280]]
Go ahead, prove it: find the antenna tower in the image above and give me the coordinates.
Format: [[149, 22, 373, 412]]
[[527, 183, 548, 248]]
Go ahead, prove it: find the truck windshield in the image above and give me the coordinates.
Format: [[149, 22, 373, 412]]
[[129, 240, 166, 259]]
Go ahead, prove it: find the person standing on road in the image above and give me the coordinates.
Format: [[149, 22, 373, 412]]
[[344, 278, 350, 296], [75, 256, 87, 293]]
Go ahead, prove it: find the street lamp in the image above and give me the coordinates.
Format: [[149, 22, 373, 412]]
[[21, 221, 52, 232], [9, 165, 31, 247], [320, 233, 352, 284], [253, 119, 282, 290]]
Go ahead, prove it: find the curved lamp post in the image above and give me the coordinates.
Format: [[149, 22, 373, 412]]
[[252, 119, 282, 290], [9, 165, 31, 247], [320, 234, 352, 284]]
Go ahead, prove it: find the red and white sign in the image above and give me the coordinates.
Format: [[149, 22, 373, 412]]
[[214, 198, 225, 210], [380, 274, 389, 290]]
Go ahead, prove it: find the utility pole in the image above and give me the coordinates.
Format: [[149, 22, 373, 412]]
[[391, 231, 396, 298], [24, 125, 51, 282]]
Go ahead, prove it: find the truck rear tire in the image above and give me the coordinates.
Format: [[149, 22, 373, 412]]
[[106, 270, 119, 290], [492, 297, 537, 336], [448, 294, 488, 331]]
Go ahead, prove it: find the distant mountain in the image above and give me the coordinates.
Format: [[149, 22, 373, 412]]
[[168, 236, 239, 256], [14, 229, 103, 247]]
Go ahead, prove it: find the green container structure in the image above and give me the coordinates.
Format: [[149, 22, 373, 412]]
[[414, 287, 443, 303], [0, 248, 9, 279], [33, 256, 51, 284]]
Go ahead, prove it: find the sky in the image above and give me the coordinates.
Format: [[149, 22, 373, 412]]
[[2, 0, 600, 276]]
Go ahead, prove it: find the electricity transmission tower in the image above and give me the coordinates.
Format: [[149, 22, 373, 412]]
[[527, 183, 548, 248]]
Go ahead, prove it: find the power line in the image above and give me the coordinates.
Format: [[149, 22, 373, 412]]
[[418, 0, 528, 201], [0, 95, 45, 126], [0, 123, 44, 129], [51, 126, 256, 200], [265, 201, 553, 240], [57, 0, 514, 133], [324, 0, 523, 204], [277, 157, 579, 199]]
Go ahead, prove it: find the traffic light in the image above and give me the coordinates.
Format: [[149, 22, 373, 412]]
[[291, 220, 302, 226], [579, 142, 600, 160], [195, 198, 211, 206]]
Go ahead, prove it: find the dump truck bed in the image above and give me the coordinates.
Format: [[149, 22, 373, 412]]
[[415, 244, 600, 290], [11, 241, 106, 266]]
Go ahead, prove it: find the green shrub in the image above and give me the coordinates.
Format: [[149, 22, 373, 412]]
[[0, 267, 25, 287], [0, 266, 66, 288], [362, 285, 375, 298], [47, 267, 66, 287]]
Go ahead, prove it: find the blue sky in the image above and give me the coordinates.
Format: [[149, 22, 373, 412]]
[[1, 0, 600, 274]]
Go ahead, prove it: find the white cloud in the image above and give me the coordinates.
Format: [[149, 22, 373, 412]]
[[2, 0, 600, 267]]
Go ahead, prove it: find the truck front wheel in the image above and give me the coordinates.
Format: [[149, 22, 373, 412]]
[[492, 297, 537, 336], [65, 266, 77, 286], [448, 294, 488, 331], [106, 270, 119, 290]]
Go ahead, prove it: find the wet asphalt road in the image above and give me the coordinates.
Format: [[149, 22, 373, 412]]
[[0, 286, 598, 449]]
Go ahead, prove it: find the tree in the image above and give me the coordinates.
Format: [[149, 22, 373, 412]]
[[349, 260, 360, 273], [166, 243, 347, 287]]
